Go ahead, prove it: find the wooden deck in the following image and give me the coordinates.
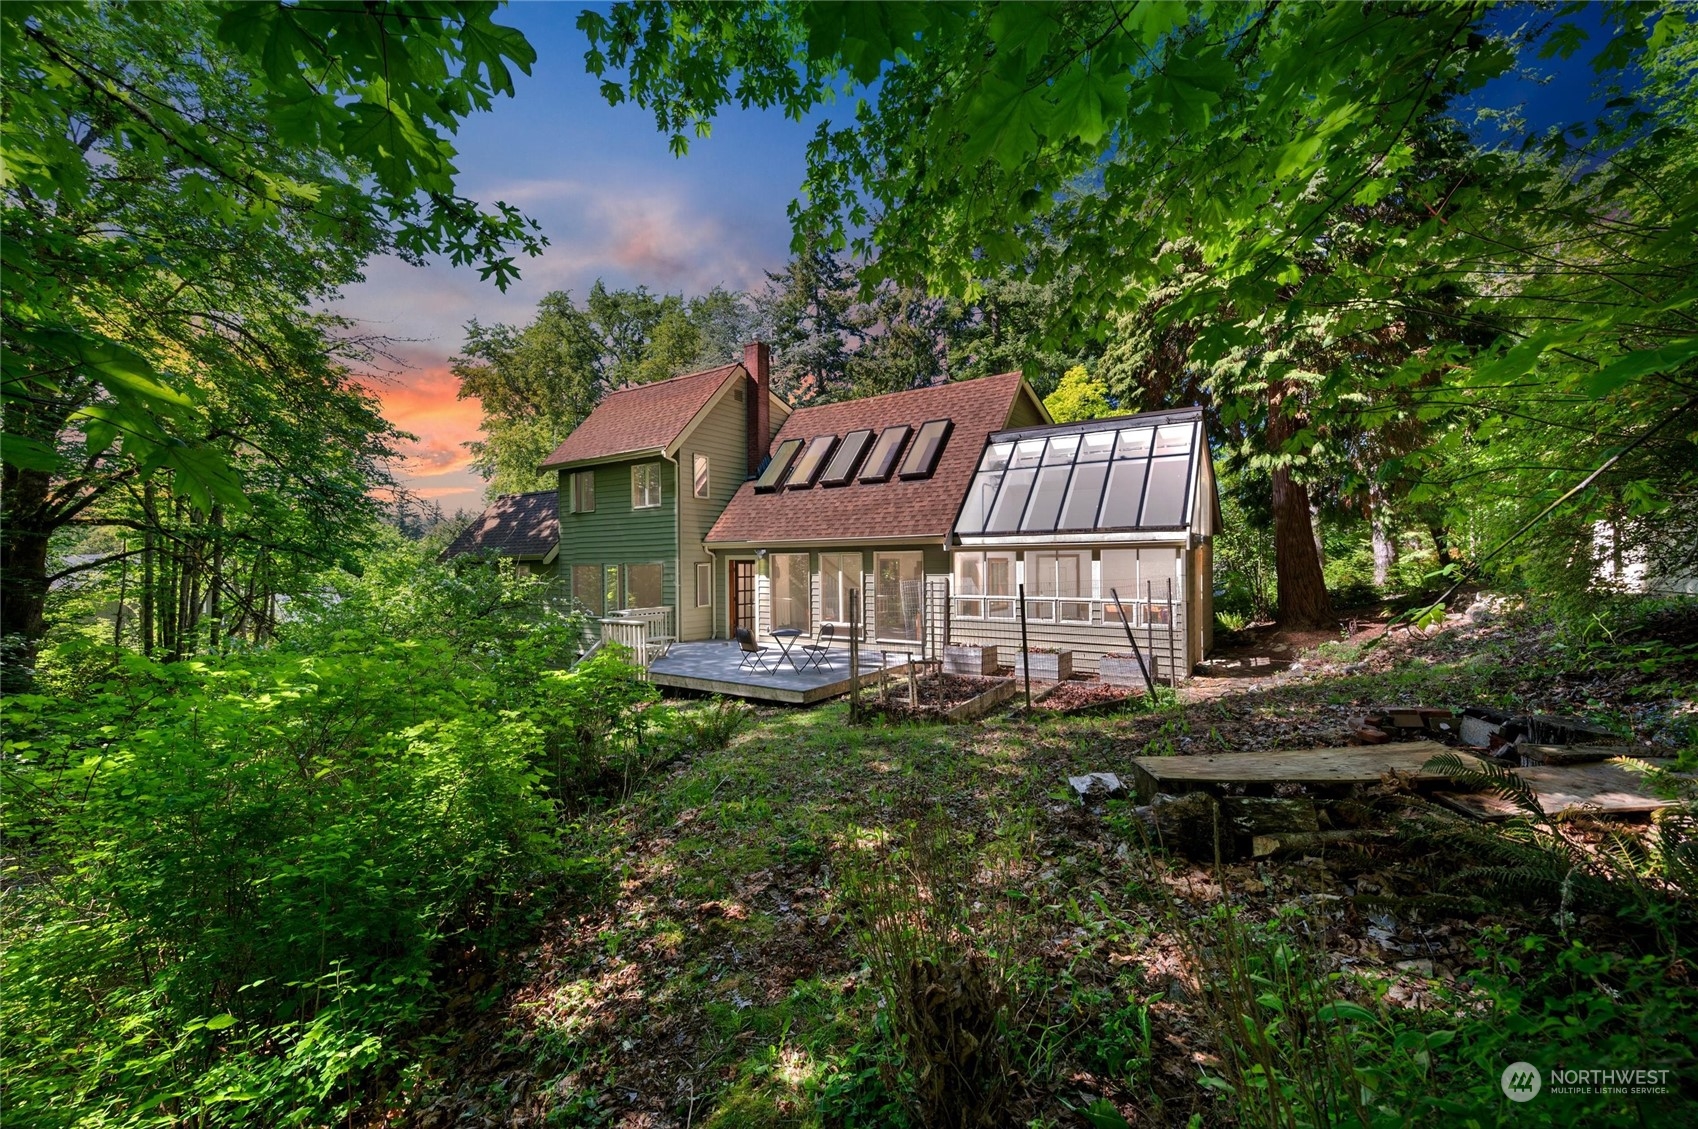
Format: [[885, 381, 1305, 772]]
[[646, 640, 905, 704], [1128, 740, 1465, 800]]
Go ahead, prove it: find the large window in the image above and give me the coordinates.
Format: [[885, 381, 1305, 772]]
[[693, 454, 710, 498], [820, 552, 862, 624], [768, 552, 812, 633], [874, 552, 924, 641], [1025, 551, 1090, 622], [572, 565, 603, 615], [631, 463, 663, 509], [571, 471, 595, 513], [1101, 548, 1179, 624], [953, 552, 1015, 619], [626, 563, 663, 609]]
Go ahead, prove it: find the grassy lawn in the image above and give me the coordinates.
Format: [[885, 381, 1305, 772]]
[[400, 602, 1697, 1127]]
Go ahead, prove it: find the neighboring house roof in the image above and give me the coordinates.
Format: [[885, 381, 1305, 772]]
[[955, 406, 1217, 541], [706, 372, 1041, 547], [538, 362, 743, 470], [441, 490, 559, 560]]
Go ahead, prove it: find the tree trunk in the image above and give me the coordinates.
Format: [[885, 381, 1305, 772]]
[[0, 466, 54, 690], [141, 481, 156, 653], [1371, 489, 1398, 589], [1271, 464, 1334, 628]]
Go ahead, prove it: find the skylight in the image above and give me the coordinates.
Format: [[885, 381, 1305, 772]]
[[859, 425, 911, 483], [754, 438, 804, 492], [785, 434, 838, 489], [897, 419, 952, 479], [819, 429, 874, 486]]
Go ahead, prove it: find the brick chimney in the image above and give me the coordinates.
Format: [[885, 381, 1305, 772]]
[[743, 340, 771, 478]]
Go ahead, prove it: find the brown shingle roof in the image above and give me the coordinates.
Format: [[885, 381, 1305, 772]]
[[441, 491, 558, 560], [706, 372, 1036, 546], [538, 363, 742, 470]]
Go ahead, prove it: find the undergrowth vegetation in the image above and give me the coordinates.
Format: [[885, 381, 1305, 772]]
[[0, 547, 744, 1127]]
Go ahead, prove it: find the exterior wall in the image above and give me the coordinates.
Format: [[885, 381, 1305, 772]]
[[677, 378, 753, 640], [945, 542, 1197, 680], [556, 458, 678, 617], [1004, 389, 1048, 430]]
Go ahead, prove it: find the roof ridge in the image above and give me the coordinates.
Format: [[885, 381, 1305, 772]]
[[604, 360, 741, 396], [498, 489, 559, 499], [786, 369, 1021, 416]]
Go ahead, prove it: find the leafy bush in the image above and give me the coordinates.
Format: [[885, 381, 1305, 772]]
[[0, 549, 660, 1126]]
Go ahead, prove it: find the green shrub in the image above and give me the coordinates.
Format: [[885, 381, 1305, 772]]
[[0, 640, 563, 1127]]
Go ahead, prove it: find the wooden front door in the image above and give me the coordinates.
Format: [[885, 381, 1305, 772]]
[[730, 560, 756, 636]]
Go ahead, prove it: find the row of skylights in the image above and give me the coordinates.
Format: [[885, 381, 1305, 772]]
[[954, 421, 1199, 535], [753, 420, 951, 492]]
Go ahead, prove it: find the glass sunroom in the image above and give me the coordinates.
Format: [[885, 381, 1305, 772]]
[[948, 407, 1218, 679]]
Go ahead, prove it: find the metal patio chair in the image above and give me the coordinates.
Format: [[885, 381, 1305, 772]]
[[734, 627, 777, 673], [797, 623, 838, 671]]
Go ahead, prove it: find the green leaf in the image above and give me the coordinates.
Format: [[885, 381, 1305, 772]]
[[0, 434, 62, 472], [203, 1013, 237, 1031], [1316, 1000, 1377, 1024], [1582, 339, 1698, 397]]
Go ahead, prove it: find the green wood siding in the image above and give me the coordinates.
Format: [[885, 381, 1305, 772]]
[[677, 378, 753, 640], [556, 458, 678, 615]]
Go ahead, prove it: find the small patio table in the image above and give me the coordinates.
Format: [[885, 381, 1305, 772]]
[[770, 628, 804, 669]]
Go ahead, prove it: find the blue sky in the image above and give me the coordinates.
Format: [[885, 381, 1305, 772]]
[[342, 3, 824, 511], [347, 1, 1629, 515]]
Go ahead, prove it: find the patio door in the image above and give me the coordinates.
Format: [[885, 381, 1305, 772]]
[[729, 560, 756, 636]]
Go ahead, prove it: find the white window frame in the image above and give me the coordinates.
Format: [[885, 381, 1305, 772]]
[[631, 463, 662, 509], [952, 551, 1016, 620], [695, 561, 712, 608], [693, 453, 710, 499]]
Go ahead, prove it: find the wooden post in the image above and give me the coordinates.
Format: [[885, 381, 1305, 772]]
[[1109, 587, 1158, 698], [848, 589, 859, 722], [907, 652, 917, 707], [1017, 581, 1031, 711]]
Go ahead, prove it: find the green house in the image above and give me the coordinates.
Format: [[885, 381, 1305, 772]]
[[535, 343, 790, 640]]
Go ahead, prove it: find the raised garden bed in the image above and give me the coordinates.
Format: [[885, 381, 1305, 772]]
[[1099, 653, 1150, 688], [1033, 679, 1134, 715], [1011, 648, 1072, 681], [866, 673, 1017, 723], [942, 643, 999, 677]]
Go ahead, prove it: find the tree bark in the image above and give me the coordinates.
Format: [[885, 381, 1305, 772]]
[[1371, 501, 1398, 588], [141, 481, 156, 652], [0, 466, 54, 690], [1272, 465, 1334, 627]]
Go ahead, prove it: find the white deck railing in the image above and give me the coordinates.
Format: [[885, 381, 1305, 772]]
[[599, 606, 676, 672]]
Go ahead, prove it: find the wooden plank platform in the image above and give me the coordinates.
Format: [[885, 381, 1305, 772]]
[[1129, 740, 1463, 800], [646, 641, 903, 705], [1434, 759, 1680, 821]]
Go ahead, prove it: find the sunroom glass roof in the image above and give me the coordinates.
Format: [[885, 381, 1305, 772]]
[[954, 418, 1201, 535]]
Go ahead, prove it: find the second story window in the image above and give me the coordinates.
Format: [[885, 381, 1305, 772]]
[[632, 462, 663, 509], [693, 453, 710, 498], [571, 471, 596, 513]]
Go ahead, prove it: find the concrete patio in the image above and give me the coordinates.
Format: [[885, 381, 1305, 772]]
[[646, 640, 911, 704]]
